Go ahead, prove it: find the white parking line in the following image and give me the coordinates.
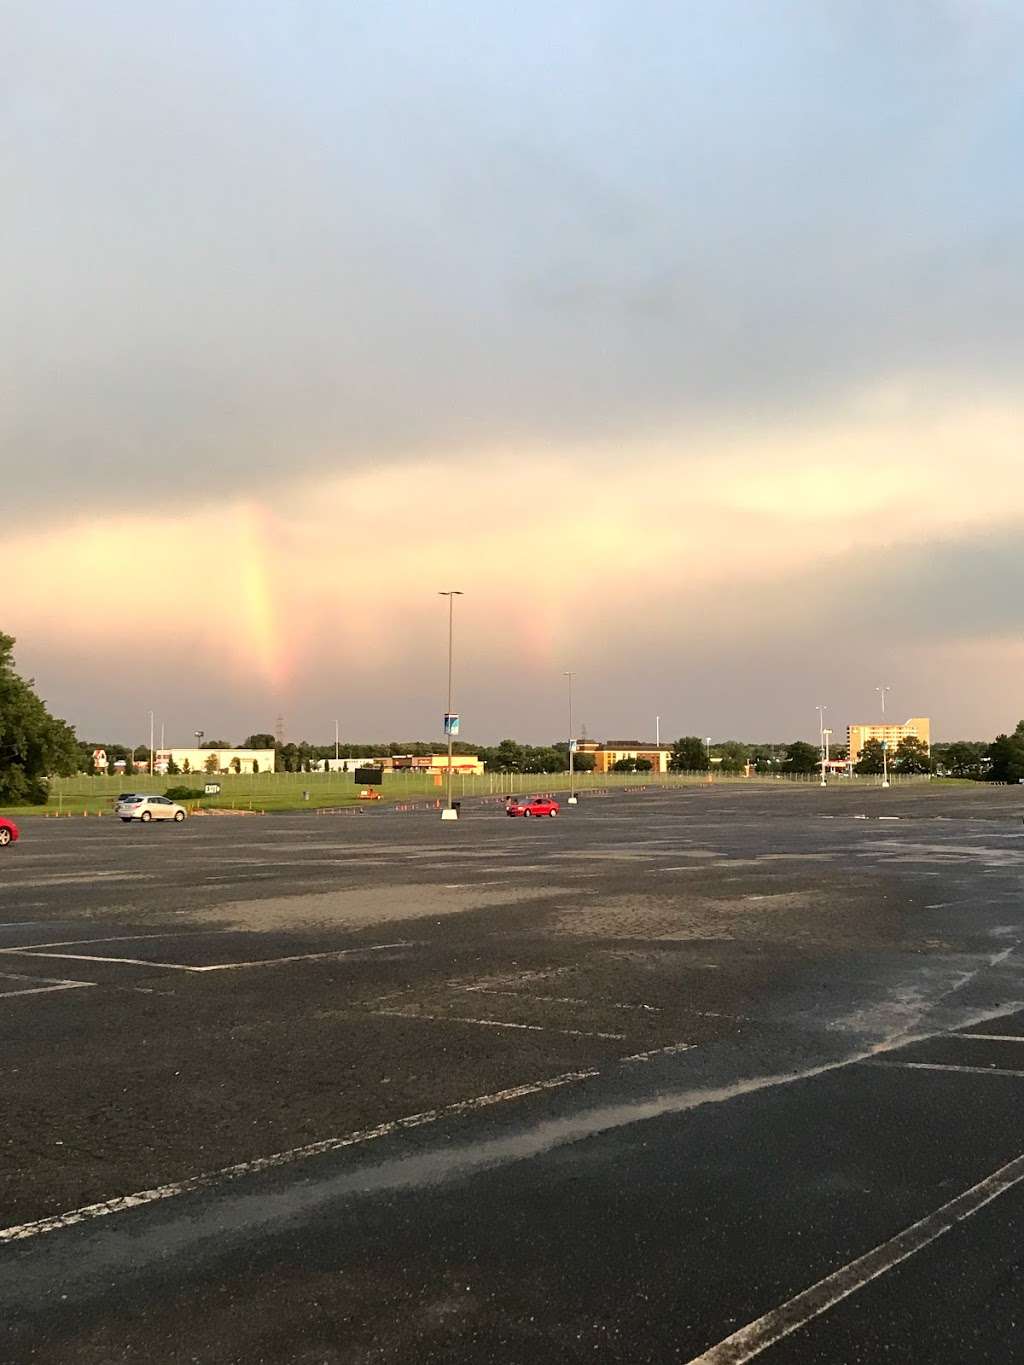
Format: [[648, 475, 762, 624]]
[[868, 1060, 1024, 1078], [0, 1068, 599, 1245], [682, 1147, 1024, 1364], [621, 1043, 695, 1063], [372, 1009, 627, 1041], [953, 1033, 1024, 1043], [459, 987, 662, 1012], [8, 941, 415, 974], [0, 971, 95, 1000]]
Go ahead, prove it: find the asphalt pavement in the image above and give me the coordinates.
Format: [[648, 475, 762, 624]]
[[3, 782, 1024, 1362]]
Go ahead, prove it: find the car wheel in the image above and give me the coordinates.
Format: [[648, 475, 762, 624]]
[[173, 810, 185, 822], [140, 810, 152, 822], [120, 817, 132, 823], [0, 829, 10, 846], [524, 809, 533, 817], [549, 810, 557, 817]]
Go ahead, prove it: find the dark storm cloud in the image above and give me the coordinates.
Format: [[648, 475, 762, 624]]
[[4, 0, 1024, 518]]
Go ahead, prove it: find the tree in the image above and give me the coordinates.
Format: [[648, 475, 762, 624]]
[[634, 757, 653, 773], [669, 736, 708, 772], [854, 739, 886, 775], [204, 754, 220, 774], [166, 756, 180, 775], [182, 758, 192, 774], [201, 739, 231, 749], [987, 723, 1024, 783], [0, 634, 79, 804], [230, 756, 241, 774], [490, 739, 525, 772], [572, 752, 596, 772], [715, 740, 750, 774], [932, 741, 987, 780], [252, 759, 259, 774], [611, 757, 637, 773], [783, 741, 820, 774], [242, 734, 275, 749], [893, 737, 932, 775]]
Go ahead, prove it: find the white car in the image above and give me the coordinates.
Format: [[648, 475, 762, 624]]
[[116, 795, 187, 823]]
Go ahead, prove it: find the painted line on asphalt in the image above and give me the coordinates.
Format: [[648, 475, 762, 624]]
[[867, 1060, 1024, 1078], [0, 1069, 599, 1245], [953, 1033, 1024, 1043], [372, 1008, 626, 1041], [0, 930, 238, 953], [621, 1042, 695, 1063], [6, 941, 415, 974], [0, 970, 95, 1000], [683, 1147, 1024, 1364], [459, 987, 662, 1012]]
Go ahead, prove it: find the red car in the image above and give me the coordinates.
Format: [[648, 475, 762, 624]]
[[506, 796, 560, 818], [0, 817, 19, 847]]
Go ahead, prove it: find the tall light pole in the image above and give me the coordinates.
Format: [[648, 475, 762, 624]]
[[565, 671, 577, 805], [439, 591, 463, 820], [877, 685, 891, 789], [656, 715, 660, 747], [816, 704, 827, 787], [334, 719, 340, 764], [706, 736, 712, 782], [149, 711, 154, 777]]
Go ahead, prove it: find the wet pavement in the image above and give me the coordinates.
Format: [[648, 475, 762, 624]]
[[3, 783, 1024, 1361]]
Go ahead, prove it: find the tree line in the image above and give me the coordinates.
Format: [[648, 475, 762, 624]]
[[7, 631, 1024, 802]]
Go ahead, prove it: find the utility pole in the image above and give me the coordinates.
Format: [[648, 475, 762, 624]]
[[566, 672, 577, 805], [335, 719, 339, 764], [149, 711, 154, 776], [439, 591, 463, 820], [816, 704, 827, 787], [878, 685, 891, 788]]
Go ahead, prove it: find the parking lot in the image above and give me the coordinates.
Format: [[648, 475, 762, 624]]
[[4, 783, 1024, 1362]]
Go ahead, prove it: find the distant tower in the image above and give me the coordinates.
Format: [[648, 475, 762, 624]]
[[275, 714, 285, 747], [580, 720, 588, 742]]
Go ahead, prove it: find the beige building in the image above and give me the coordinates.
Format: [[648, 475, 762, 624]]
[[154, 747, 275, 775], [847, 718, 930, 764], [391, 754, 485, 775], [581, 741, 673, 775]]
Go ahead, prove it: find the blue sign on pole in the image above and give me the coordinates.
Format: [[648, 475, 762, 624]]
[[444, 713, 460, 736]]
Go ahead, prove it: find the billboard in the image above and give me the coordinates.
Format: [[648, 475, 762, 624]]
[[444, 713, 460, 736]]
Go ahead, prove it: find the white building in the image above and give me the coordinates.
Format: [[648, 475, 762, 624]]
[[154, 748, 275, 775]]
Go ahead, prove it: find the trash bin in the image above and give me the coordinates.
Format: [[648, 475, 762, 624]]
[[302, 789, 310, 801], [452, 801, 462, 813]]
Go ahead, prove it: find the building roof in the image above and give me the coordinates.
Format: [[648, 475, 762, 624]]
[[599, 741, 673, 751]]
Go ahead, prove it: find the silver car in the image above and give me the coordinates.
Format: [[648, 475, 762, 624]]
[[116, 795, 187, 823]]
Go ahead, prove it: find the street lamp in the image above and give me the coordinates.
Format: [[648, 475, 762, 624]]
[[439, 591, 463, 820], [877, 685, 891, 789], [565, 672, 577, 805], [706, 737, 712, 782], [149, 711, 155, 777], [194, 730, 204, 752], [334, 719, 340, 764], [816, 704, 827, 787]]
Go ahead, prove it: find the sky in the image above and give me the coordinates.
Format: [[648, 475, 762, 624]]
[[4, 1, 1024, 746]]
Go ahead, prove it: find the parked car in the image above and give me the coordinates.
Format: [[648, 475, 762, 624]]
[[116, 795, 187, 823], [506, 796, 561, 818], [0, 817, 19, 847]]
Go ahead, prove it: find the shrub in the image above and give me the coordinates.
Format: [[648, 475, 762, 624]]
[[163, 785, 205, 801]]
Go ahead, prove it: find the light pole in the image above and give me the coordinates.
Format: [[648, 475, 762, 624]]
[[706, 736, 712, 782], [566, 671, 577, 805], [439, 591, 463, 820], [877, 685, 891, 788], [816, 704, 827, 787], [334, 719, 339, 764], [149, 711, 154, 777]]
